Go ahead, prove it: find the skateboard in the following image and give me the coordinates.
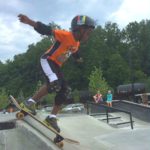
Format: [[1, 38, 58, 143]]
[[9, 95, 79, 148]]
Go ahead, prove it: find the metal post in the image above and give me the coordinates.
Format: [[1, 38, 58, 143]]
[[129, 46, 135, 102], [129, 113, 134, 129], [106, 109, 109, 123], [86, 102, 89, 115]]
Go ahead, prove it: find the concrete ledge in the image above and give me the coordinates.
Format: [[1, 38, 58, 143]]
[[113, 100, 150, 122]]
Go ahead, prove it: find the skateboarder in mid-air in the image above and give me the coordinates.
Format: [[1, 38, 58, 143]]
[[18, 14, 95, 134]]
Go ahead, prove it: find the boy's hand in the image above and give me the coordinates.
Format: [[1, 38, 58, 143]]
[[76, 57, 83, 63], [18, 14, 37, 27], [18, 14, 30, 24]]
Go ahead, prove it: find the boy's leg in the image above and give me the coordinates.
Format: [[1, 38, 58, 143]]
[[51, 105, 61, 115], [23, 58, 60, 112], [22, 60, 59, 113], [45, 83, 72, 132], [32, 84, 48, 101], [44, 92, 63, 132], [20, 84, 48, 114], [27, 58, 66, 132], [44, 104, 61, 132]]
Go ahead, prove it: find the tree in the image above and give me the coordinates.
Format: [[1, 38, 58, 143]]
[[124, 20, 150, 76], [88, 66, 110, 96], [105, 53, 130, 88], [0, 88, 9, 109], [1, 19, 150, 99]]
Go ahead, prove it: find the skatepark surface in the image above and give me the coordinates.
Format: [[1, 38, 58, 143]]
[[0, 110, 150, 150]]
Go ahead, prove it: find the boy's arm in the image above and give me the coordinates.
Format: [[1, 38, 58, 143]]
[[18, 14, 53, 35]]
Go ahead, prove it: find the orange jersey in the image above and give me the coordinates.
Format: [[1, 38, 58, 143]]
[[45, 30, 80, 66]]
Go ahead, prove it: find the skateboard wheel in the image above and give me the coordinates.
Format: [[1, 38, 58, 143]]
[[56, 141, 64, 148], [54, 135, 64, 148], [16, 112, 25, 119]]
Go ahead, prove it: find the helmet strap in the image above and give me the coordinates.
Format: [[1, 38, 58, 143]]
[[73, 27, 90, 42], [77, 28, 88, 42]]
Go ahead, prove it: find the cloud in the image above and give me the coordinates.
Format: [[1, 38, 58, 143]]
[[0, 14, 41, 62], [108, 0, 150, 28], [0, 0, 123, 62], [0, 0, 42, 62]]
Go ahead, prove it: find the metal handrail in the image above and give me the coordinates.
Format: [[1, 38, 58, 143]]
[[86, 101, 134, 129]]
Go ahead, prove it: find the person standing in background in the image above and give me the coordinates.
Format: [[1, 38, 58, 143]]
[[106, 90, 113, 107]]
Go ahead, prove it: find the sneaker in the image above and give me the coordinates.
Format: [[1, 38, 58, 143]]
[[44, 116, 60, 132], [20, 100, 36, 115]]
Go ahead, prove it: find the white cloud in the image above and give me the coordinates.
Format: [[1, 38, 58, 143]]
[[109, 0, 150, 28], [0, 15, 41, 62], [3, 0, 149, 62], [1, 0, 117, 62]]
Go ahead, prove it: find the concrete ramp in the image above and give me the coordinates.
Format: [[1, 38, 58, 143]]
[[24, 113, 115, 150], [1, 112, 150, 150], [0, 121, 60, 150], [33, 113, 150, 150], [96, 127, 150, 150], [58, 115, 115, 150]]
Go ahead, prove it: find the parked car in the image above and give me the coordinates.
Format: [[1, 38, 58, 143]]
[[41, 106, 53, 112], [62, 103, 85, 113]]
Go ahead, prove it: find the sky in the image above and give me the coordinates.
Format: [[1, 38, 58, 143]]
[[1, 0, 150, 63]]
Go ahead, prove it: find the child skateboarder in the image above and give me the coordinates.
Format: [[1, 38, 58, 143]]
[[18, 14, 95, 136]]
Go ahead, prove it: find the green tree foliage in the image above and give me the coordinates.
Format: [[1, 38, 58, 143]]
[[123, 20, 150, 76], [0, 38, 52, 97], [1, 19, 150, 102], [88, 67, 109, 96], [0, 88, 9, 109], [105, 53, 130, 88]]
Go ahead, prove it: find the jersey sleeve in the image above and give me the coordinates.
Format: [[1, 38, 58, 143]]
[[53, 30, 67, 42]]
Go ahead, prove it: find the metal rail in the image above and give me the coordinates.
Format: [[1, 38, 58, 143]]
[[86, 101, 134, 129]]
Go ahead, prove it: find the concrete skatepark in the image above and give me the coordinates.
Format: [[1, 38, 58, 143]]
[[0, 102, 150, 150]]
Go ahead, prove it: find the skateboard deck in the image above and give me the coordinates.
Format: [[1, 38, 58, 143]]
[[9, 95, 79, 148]]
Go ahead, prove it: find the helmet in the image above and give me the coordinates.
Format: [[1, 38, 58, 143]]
[[71, 15, 95, 31]]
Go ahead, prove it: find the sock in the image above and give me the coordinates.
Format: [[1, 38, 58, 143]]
[[48, 114, 56, 118], [27, 98, 36, 104]]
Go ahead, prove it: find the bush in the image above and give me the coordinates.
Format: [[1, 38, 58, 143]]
[[0, 88, 9, 109]]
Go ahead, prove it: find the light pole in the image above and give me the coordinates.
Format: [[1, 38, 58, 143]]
[[129, 46, 135, 102]]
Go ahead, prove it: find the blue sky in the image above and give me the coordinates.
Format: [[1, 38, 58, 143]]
[[1, 0, 150, 62]]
